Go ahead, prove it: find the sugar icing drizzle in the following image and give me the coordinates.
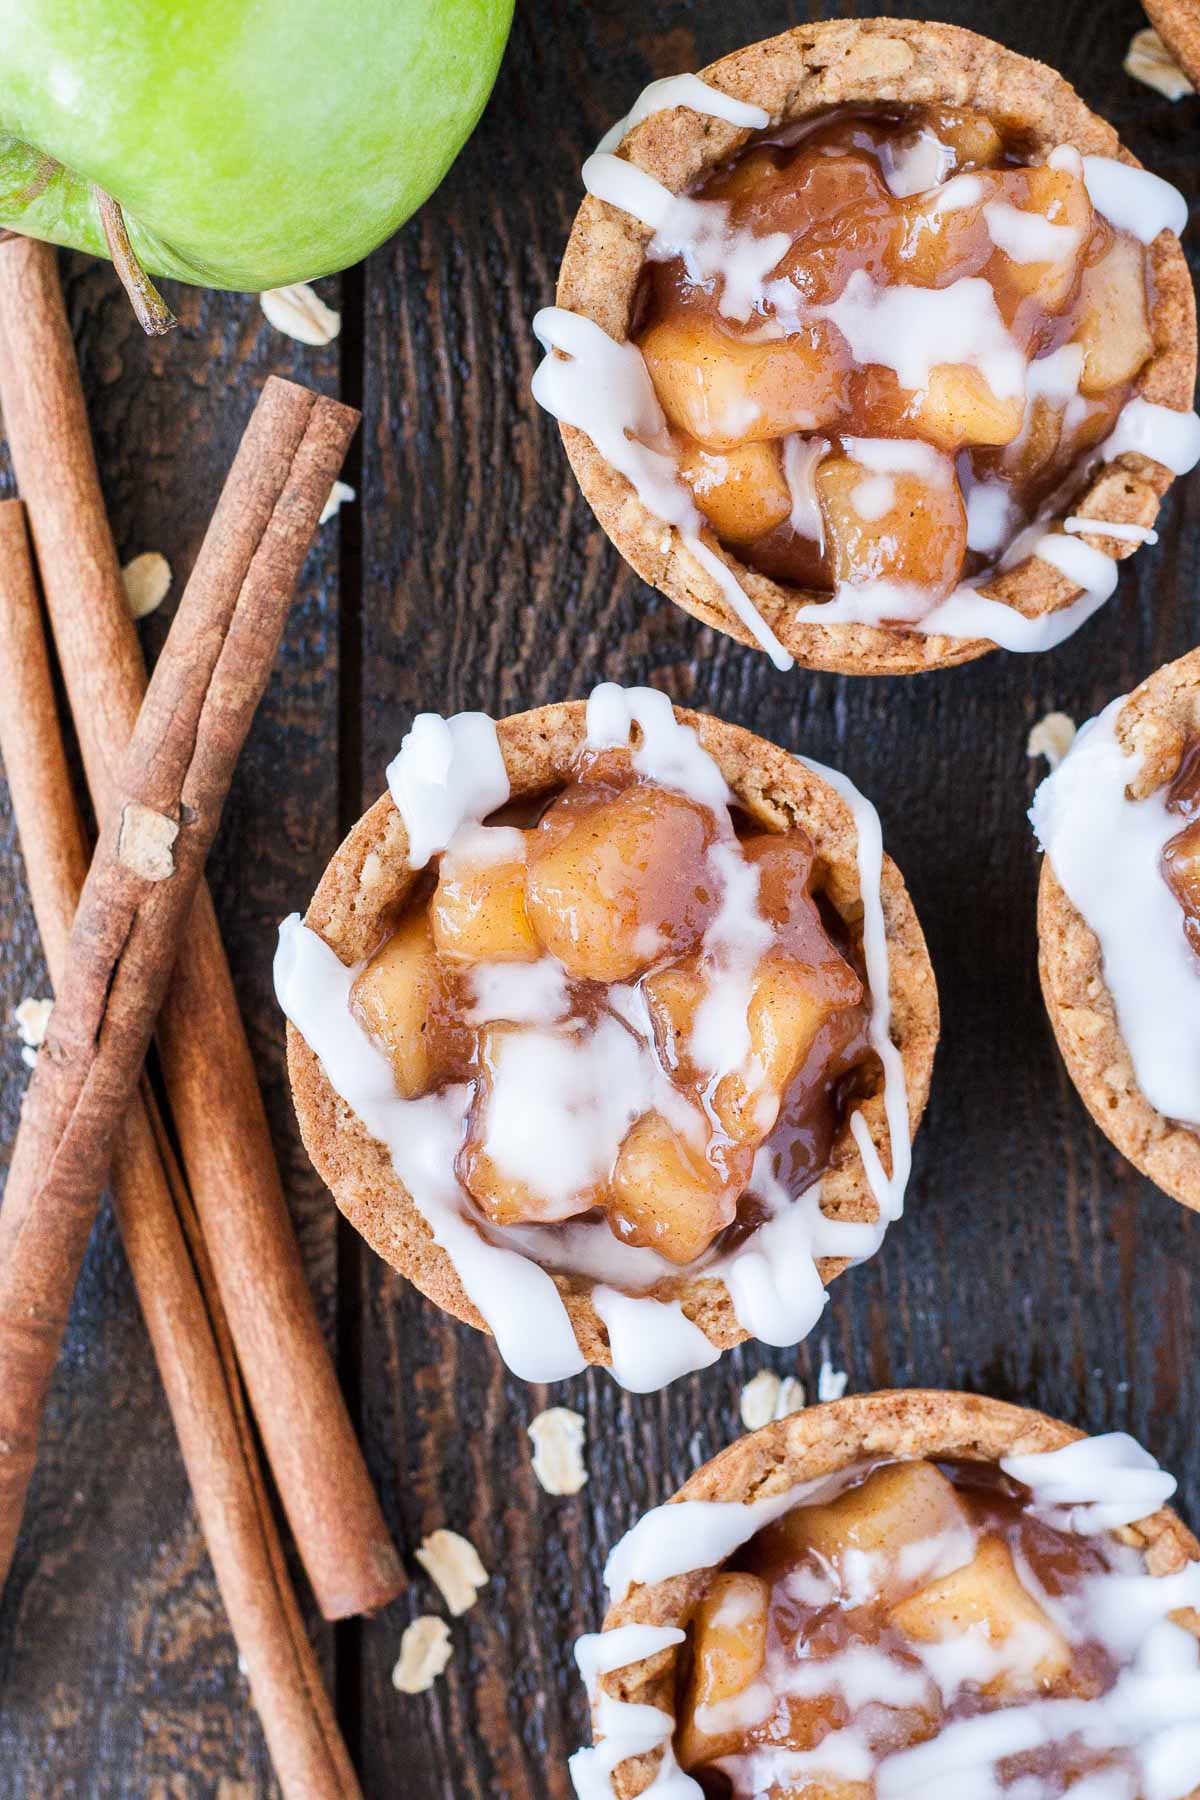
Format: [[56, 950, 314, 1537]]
[[276, 686, 910, 1392], [1031, 696, 1200, 1128], [532, 73, 1200, 658], [571, 1431, 1200, 1800]]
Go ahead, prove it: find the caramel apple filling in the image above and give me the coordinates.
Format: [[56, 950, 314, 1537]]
[[1162, 738, 1200, 955], [632, 104, 1154, 610], [348, 741, 870, 1273], [672, 1457, 1184, 1797]]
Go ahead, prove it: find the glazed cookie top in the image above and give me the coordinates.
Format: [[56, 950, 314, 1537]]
[[1032, 647, 1200, 1206], [277, 687, 937, 1391], [571, 1390, 1200, 1800], [534, 20, 1200, 676]]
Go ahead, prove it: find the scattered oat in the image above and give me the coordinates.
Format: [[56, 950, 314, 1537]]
[[14, 996, 52, 1050], [121, 552, 171, 621], [392, 1615, 453, 1694], [260, 282, 341, 345], [117, 802, 179, 881], [739, 1370, 807, 1431], [817, 1359, 849, 1403], [1027, 711, 1077, 770], [528, 1406, 588, 1495], [1125, 27, 1194, 100], [415, 1529, 489, 1617], [776, 1375, 805, 1417], [319, 479, 356, 525]]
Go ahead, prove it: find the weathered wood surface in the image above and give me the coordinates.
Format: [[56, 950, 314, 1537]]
[[0, 0, 1197, 1793]]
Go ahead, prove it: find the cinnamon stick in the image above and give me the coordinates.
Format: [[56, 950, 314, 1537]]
[[0, 499, 360, 1799], [0, 236, 403, 1620], [0, 375, 358, 1592]]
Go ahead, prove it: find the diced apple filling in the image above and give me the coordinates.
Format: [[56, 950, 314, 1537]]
[[678, 439, 792, 542], [632, 103, 1153, 603], [640, 314, 846, 451], [677, 1572, 771, 1767], [1163, 816, 1200, 951], [430, 833, 539, 964], [351, 909, 456, 1099], [609, 1108, 748, 1264], [816, 455, 968, 598], [351, 762, 865, 1265], [525, 782, 718, 982], [890, 1533, 1071, 1695], [757, 1461, 974, 1602], [1074, 236, 1155, 397]]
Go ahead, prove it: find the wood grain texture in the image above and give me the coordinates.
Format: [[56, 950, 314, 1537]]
[[1, 0, 1199, 1794]]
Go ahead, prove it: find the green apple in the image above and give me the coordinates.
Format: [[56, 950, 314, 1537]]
[[0, 0, 513, 326]]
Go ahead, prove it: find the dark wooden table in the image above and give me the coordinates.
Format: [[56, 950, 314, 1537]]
[[0, 1, 1196, 1793]]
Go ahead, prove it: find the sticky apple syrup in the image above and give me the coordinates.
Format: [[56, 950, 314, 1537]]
[[633, 104, 1153, 606], [675, 1458, 1161, 1797], [1163, 740, 1200, 955], [348, 739, 871, 1282]]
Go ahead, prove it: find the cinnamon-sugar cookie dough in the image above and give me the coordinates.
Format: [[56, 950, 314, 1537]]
[[279, 690, 938, 1389], [574, 1388, 1200, 1800], [1034, 647, 1200, 1208], [1144, 0, 1200, 90], [535, 18, 1198, 676]]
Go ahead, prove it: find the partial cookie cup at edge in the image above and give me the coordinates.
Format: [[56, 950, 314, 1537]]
[[286, 699, 940, 1370], [1144, 0, 1200, 90], [554, 17, 1197, 677], [1038, 645, 1200, 1209], [588, 1387, 1200, 1800]]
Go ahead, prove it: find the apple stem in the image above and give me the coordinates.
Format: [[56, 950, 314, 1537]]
[[93, 187, 176, 336]]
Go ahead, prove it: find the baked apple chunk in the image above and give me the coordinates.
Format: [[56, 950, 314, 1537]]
[[348, 741, 870, 1278]]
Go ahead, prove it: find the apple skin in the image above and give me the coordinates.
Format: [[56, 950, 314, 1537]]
[[0, 0, 514, 291]]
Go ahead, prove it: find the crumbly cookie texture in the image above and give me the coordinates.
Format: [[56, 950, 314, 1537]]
[[1144, 0, 1200, 90], [1038, 646, 1200, 1207], [590, 1388, 1200, 1800], [555, 18, 1196, 676], [287, 700, 940, 1370]]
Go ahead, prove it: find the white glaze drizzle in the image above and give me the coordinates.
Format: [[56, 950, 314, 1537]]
[[1030, 697, 1200, 1127], [1078, 152, 1190, 243], [781, 433, 828, 544], [575, 1433, 1200, 1800], [983, 200, 1081, 264], [1103, 396, 1200, 474], [880, 128, 955, 199], [1001, 1433, 1178, 1534], [278, 687, 906, 1392], [1063, 516, 1158, 546], [387, 712, 510, 867], [597, 73, 769, 156]]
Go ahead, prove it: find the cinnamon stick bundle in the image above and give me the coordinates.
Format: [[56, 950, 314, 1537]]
[[0, 237, 403, 1622], [0, 374, 357, 1591], [0, 500, 360, 1800]]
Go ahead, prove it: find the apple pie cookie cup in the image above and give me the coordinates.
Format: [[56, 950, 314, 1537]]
[[1034, 646, 1200, 1208], [283, 696, 938, 1383], [576, 1388, 1200, 1799], [542, 18, 1198, 676]]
